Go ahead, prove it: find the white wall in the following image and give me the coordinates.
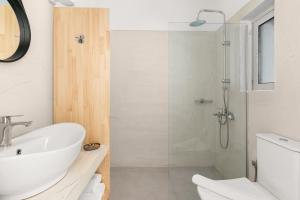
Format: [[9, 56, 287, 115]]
[[227, 0, 300, 180], [247, 0, 300, 179], [110, 31, 168, 167], [0, 1, 53, 136]]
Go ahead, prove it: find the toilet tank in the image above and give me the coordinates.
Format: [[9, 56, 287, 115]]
[[257, 133, 300, 200]]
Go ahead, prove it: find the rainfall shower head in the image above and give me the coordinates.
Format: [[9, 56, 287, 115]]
[[189, 19, 207, 27], [49, 0, 74, 6], [189, 9, 226, 27]]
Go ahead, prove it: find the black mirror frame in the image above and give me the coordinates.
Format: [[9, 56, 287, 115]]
[[0, 0, 31, 63]]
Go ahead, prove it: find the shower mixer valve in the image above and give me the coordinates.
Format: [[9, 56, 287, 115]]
[[213, 109, 235, 121]]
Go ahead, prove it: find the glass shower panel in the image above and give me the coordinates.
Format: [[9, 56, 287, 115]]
[[168, 22, 248, 200]]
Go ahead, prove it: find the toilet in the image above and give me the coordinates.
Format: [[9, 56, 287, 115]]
[[193, 133, 300, 200]]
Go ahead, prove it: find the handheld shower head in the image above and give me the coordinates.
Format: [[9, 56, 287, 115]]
[[49, 0, 74, 6]]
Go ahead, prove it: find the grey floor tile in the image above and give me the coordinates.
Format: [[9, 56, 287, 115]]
[[111, 167, 223, 200], [111, 167, 168, 200]]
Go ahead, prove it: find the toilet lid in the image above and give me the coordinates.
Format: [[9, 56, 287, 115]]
[[192, 175, 278, 200]]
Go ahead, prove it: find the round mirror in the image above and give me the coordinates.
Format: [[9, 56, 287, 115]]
[[0, 0, 20, 60], [0, 0, 30, 63]]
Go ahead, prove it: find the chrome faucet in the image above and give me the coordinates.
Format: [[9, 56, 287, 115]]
[[213, 108, 235, 124], [0, 115, 32, 147]]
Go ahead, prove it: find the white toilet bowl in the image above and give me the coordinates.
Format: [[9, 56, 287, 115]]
[[192, 174, 277, 200], [193, 133, 300, 200]]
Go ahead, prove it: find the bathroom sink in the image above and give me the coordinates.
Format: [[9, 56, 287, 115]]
[[0, 123, 86, 200]]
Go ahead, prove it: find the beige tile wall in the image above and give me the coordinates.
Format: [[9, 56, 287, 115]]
[[247, 0, 300, 179], [229, 0, 300, 180], [111, 30, 222, 168], [111, 29, 248, 174], [110, 31, 169, 167]]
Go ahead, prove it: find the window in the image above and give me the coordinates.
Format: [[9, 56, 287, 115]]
[[253, 10, 275, 90]]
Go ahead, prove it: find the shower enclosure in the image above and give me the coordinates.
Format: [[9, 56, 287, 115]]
[[168, 21, 248, 199]]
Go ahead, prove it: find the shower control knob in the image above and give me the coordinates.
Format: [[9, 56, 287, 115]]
[[213, 112, 222, 118], [227, 112, 235, 120]]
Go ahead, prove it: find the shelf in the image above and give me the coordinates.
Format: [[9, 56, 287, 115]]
[[28, 145, 108, 200]]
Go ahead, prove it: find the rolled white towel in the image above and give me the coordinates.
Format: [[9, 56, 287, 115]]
[[80, 182, 105, 200], [95, 183, 105, 197], [84, 174, 103, 194], [98, 183, 105, 199], [93, 174, 102, 183], [99, 183, 105, 193], [79, 194, 96, 200]]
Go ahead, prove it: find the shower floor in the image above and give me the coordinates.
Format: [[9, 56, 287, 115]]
[[111, 167, 223, 200]]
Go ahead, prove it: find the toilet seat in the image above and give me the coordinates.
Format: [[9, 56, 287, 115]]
[[192, 174, 278, 200]]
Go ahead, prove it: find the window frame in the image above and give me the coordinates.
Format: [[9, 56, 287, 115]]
[[253, 9, 275, 90]]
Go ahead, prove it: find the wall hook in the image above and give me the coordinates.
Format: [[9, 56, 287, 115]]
[[75, 35, 85, 44]]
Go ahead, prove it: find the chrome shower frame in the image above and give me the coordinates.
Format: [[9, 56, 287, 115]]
[[192, 9, 234, 149], [193, 9, 228, 84]]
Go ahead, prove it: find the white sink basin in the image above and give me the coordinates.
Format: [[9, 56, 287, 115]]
[[0, 123, 86, 200]]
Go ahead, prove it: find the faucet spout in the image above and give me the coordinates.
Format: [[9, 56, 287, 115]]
[[10, 121, 33, 127]]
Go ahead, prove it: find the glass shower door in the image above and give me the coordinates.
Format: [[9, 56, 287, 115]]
[[168, 22, 248, 200]]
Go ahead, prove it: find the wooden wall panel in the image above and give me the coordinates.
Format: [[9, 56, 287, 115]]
[[53, 8, 110, 199]]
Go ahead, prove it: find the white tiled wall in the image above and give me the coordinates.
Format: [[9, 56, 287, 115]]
[[111, 29, 248, 173], [111, 31, 169, 167], [247, 0, 300, 180]]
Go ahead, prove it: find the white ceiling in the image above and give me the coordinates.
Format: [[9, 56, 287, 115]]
[[69, 0, 251, 30]]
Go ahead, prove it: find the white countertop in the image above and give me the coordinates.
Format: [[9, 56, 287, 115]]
[[27, 145, 108, 200]]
